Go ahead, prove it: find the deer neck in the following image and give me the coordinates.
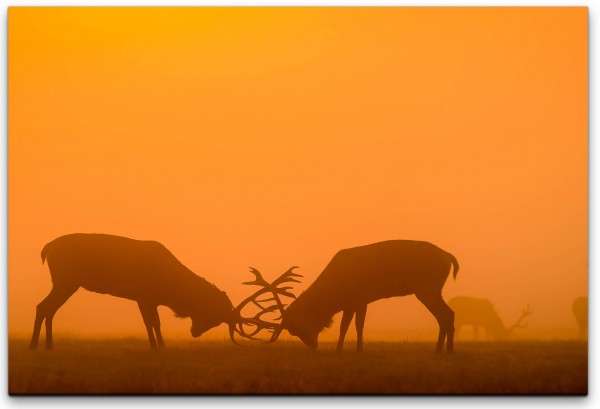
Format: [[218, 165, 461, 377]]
[[162, 275, 225, 318], [294, 287, 343, 331]]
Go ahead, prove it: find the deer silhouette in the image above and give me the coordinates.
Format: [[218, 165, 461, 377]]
[[572, 296, 588, 339], [448, 296, 532, 340], [269, 240, 458, 353], [30, 233, 236, 350]]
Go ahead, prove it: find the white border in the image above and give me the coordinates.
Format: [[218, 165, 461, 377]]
[[1, 1, 595, 408]]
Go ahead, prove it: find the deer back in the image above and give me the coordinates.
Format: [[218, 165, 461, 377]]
[[42, 233, 231, 318]]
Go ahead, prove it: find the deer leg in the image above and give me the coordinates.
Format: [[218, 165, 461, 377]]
[[484, 328, 491, 340], [30, 298, 48, 350], [441, 299, 455, 352], [417, 294, 445, 353], [417, 293, 455, 354], [453, 323, 462, 340], [31, 290, 59, 349], [138, 302, 158, 349], [336, 309, 354, 352], [31, 285, 78, 350], [148, 305, 165, 348], [355, 304, 367, 353]]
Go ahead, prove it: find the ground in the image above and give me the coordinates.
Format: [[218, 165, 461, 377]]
[[8, 338, 587, 395]]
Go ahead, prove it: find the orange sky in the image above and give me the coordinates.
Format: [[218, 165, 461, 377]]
[[8, 7, 587, 341]]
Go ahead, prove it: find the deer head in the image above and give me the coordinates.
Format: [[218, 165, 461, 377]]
[[229, 266, 302, 345]]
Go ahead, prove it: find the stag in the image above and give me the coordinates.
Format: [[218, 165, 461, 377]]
[[239, 240, 459, 353], [572, 296, 588, 339], [30, 233, 236, 350], [448, 296, 532, 340]]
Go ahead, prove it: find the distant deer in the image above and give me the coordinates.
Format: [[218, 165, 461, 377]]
[[30, 233, 237, 350], [572, 296, 588, 339], [239, 240, 459, 353], [448, 296, 532, 340]]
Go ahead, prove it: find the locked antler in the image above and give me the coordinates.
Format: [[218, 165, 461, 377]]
[[230, 267, 302, 344]]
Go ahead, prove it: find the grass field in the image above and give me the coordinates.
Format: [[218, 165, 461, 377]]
[[8, 338, 587, 395]]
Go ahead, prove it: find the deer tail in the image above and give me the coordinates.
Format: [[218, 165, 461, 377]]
[[41, 243, 50, 265], [446, 252, 459, 280]]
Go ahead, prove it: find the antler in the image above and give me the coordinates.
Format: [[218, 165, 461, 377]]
[[230, 267, 302, 344], [507, 304, 532, 332]]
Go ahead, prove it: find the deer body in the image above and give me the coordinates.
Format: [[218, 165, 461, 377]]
[[572, 296, 588, 339], [282, 240, 459, 353], [449, 297, 506, 340], [30, 233, 234, 350], [448, 296, 531, 340]]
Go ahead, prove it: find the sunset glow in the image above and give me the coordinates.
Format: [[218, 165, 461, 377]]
[[8, 7, 587, 341]]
